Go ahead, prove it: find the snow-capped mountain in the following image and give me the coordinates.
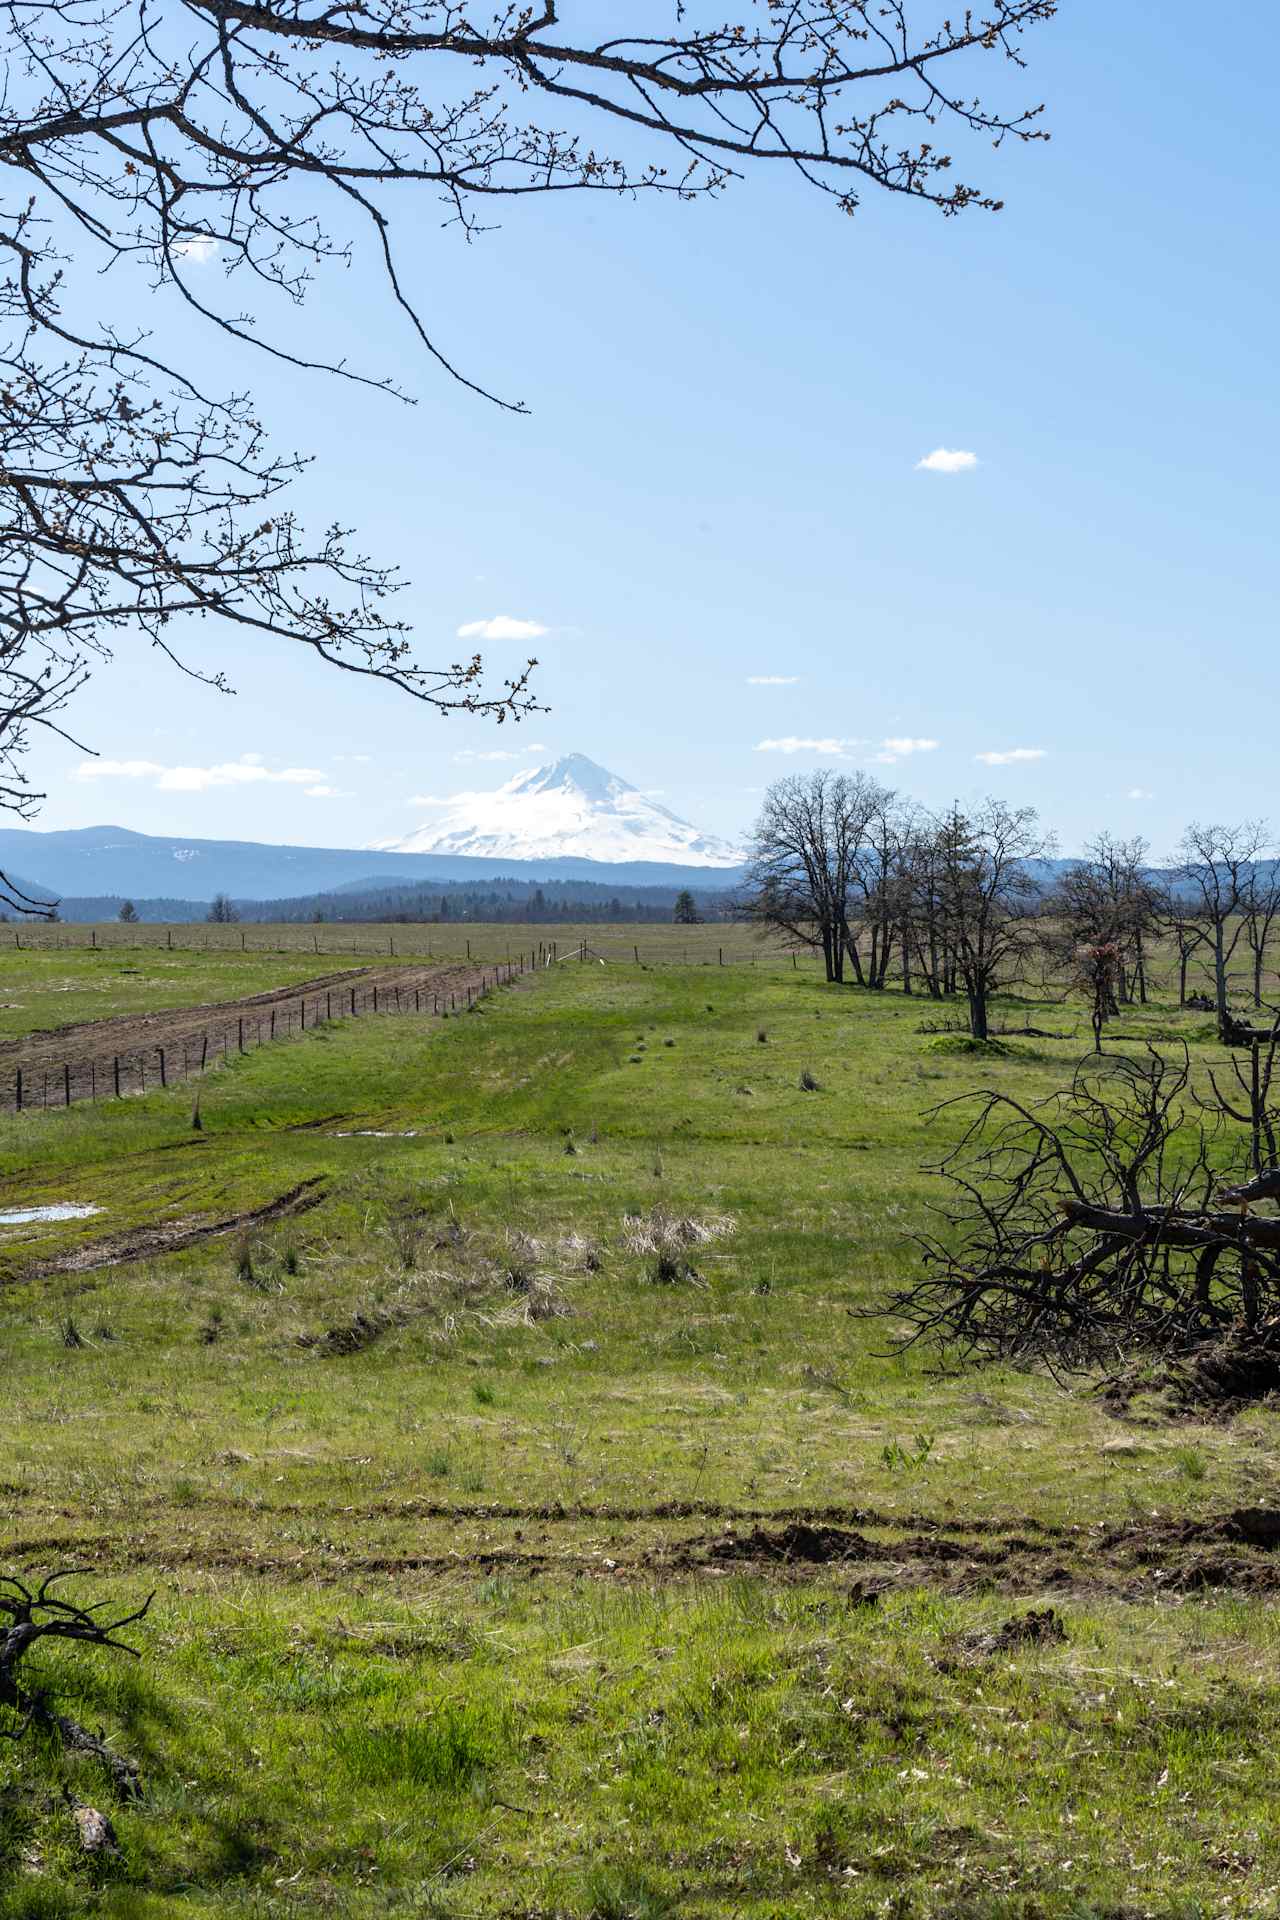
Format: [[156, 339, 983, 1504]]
[[373, 753, 743, 868]]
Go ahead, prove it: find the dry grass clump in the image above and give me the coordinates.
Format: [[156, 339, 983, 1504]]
[[492, 1228, 572, 1323], [558, 1231, 604, 1273], [502, 1229, 543, 1293], [622, 1207, 734, 1285], [492, 1273, 572, 1326]]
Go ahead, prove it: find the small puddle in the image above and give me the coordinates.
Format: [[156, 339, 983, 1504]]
[[0, 1204, 101, 1226], [333, 1130, 420, 1139]]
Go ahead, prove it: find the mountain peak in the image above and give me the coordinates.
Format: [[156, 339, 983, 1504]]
[[516, 752, 633, 802], [373, 752, 741, 868]]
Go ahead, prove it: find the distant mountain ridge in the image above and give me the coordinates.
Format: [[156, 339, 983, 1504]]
[[0, 821, 745, 909], [375, 753, 743, 868]]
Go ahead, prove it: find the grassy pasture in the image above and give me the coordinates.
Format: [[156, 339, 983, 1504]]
[[3, 921, 759, 972], [0, 946, 1275, 1916]]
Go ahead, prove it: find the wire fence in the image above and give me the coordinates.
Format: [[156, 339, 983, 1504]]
[[6, 952, 541, 1115], [0, 924, 772, 967]]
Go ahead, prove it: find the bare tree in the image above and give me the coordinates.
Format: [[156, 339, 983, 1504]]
[[844, 787, 912, 989], [931, 798, 1054, 1040], [743, 769, 892, 981], [1072, 940, 1123, 1053], [1051, 834, 1159, 1005], [1158, 892, 1214, 1010], [1177, 821, 1271, 1037], [1243, 864, 1280, 1010]]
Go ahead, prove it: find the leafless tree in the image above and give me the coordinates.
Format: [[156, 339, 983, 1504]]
[[1071, 940, 1123, 1053], [1177, 821, 1272, 1037], [1050, 834, 1159, 1005], [0, 0, 1058, 892], [742, 769, 892, 981], [930, 798, 1053, 1040], [1243, 864, 1280, 1011], [1158, 892, 1214, 1010], [844, 787, 913, 989]]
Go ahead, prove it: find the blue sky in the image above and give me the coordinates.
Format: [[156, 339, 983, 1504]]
[[23, 1, 1280, 861]]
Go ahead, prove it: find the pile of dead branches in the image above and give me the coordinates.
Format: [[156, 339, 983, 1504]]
[[885, 1048, 1280, 1385]]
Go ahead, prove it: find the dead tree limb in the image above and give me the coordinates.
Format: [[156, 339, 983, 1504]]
[[0, 1571, 153, 1797], [878, 1047, 1280, 1379]]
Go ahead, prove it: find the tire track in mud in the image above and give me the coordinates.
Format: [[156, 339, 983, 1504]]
[[10, 1177, 330, 1280], [7, 1503, 1280, 1598]]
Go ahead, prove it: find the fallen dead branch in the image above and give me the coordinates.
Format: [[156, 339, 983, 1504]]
[[879, 1047, 1280, 1398], [0, 1571, 152, 1797]]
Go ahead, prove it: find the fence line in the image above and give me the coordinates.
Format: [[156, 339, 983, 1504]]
[[8, 948, 548, 1116], [2, 927, 769, 965]]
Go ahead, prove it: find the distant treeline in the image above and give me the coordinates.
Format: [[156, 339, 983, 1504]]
[[52, 874, 735, 925]]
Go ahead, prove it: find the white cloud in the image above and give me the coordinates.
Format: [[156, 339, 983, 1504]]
[[974, 747, 1047, 766], [304, 785, 352, 799], [70, 754, 323, 791], [172, 236, 219, 264], [456, 615, 548, 642], [746, 675, 800, 686], [1127, 786, 1154, 801], [70, 759, 165, 783], [406, 794, 451, 808], [916, 448, 979, 474], [754, 736, 862, 756], [880, 737, 939, 758]]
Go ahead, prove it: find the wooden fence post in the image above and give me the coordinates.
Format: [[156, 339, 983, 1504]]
[[157, 1048, 166, 1088], [238, 1017, 244, 1052], [113, 1056, 121, 1097], [15, 1067, 21, 1111], [64, 1063, 71, 1107], [200, 1034, 208, 1069]]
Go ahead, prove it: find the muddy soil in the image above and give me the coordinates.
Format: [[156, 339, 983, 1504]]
[[10, 1501, 1280, 1601], [11, 1177, 330, 1280]]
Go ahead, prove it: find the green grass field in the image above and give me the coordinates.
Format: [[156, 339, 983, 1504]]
[[0, 940, 1275, 1918]]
